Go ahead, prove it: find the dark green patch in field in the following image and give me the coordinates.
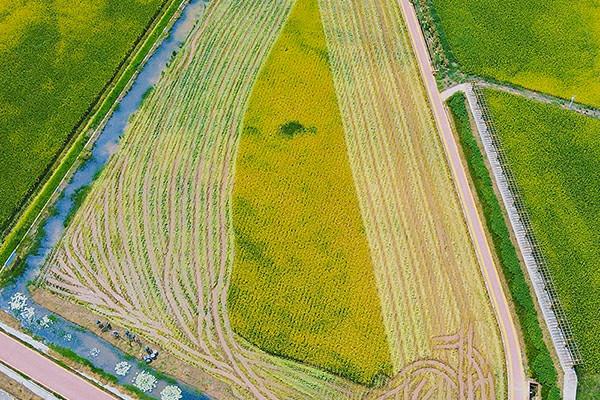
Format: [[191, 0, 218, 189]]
[[243, 126, 261, 136], [278, 120, 315, 138]]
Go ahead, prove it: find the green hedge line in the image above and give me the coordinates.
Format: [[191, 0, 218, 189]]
[[447, 93, 561, 399]]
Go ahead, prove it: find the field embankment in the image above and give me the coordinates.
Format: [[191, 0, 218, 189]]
[[429, 0, 600, 107], [483, 89, 600, 399]]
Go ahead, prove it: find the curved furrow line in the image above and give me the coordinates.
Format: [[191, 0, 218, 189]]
[[99, 176, 148, 309], [113, 158, 153, 313], [68, 225, 132, 311]]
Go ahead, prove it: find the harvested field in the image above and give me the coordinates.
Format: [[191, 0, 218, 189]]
[[40, 0, 366, 398], [40, 0, 508, 398], [229, 0, 391, 386], [320, 0, 506, 397]]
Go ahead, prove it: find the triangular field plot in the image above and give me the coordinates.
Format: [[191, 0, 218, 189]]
[[228, 0, 392, 387]]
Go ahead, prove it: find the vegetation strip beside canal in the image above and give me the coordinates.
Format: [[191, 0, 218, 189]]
[[0, 0, 187, 269]]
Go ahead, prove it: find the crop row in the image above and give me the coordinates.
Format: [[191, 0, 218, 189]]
[[320, 0, 506, 398]]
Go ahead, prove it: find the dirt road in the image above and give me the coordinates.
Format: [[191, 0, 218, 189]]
[[0, 331, 115, 400], [398, 0, 528, 398]]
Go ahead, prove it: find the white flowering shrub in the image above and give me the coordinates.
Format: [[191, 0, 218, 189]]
[[20, 306, 35, 322], [9, 292, 27, 310], [160, 385, 182, 400], [115, 361, 131, 376], [39, 315, 52, 328], [133, 371, 157, 392]]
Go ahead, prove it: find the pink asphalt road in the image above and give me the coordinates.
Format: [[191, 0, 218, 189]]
[[398, 0, 528, 398], [0, 330, 115, 400]]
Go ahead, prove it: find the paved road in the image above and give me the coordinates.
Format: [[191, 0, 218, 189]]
[[0, 331, 115, 400], [398, 1, 528, 399]]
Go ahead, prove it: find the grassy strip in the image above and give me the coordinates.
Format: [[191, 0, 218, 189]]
[[447, 93, 561, 399], [0, 259, 27, 288], [49, 345, 118, 385], [411, 0, 457, 66], [0, 0, 185, 267]]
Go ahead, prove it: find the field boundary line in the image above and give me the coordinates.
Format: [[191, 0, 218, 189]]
[[475, 80, 600, 120], [461, 82, 580, 399], [0, 0, 189, 272]]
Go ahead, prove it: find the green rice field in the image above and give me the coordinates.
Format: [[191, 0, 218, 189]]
[[447, 93, 560, 399], [431, 0, 600, 107], [484, 89, 600, 398], [0, 0, 164, 240]]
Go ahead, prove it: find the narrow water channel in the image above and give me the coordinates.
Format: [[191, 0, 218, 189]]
[[0, 1, 209, 399]]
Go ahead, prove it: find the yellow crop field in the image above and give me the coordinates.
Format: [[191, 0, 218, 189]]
[[229, 0, 392, 386]]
